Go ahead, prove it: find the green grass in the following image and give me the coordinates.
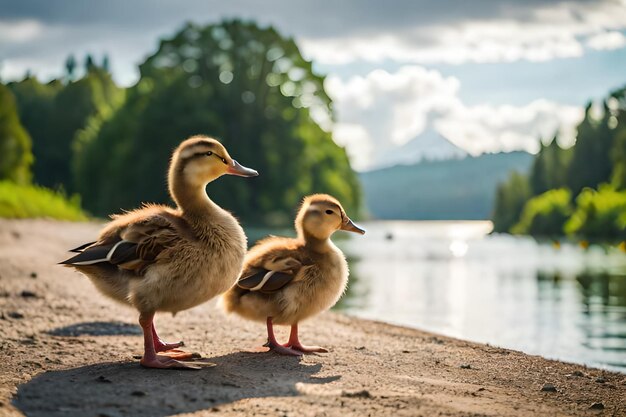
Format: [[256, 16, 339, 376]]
[[0, 181, 87, 221]]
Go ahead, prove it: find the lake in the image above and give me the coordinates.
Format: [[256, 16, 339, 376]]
[[334, 220, 626, 373]]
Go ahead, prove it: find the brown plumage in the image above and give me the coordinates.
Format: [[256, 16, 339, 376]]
[[61, 136, 258, 368], [221, 194, 365, 356]]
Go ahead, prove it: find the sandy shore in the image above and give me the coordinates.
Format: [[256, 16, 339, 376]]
[[0, 219, 624, 417]]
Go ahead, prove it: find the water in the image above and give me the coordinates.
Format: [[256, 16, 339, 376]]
[[334, 220, 626, 373]]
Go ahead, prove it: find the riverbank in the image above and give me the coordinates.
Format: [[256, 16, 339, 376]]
[[0, 219, 624, 416]]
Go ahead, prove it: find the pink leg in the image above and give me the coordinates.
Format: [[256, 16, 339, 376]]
[[151, 322, 184, 352], [139, 312, 199, 369], [265, 317, 302, 356], [284, 323, 328, 353]]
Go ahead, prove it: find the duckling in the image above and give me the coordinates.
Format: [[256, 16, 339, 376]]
[[60, 136, 258, 369], [222, 194, 365, 356]]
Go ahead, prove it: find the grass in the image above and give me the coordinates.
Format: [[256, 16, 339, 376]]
[[0, 181, 88, 221]]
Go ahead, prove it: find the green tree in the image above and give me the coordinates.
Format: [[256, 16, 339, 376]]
[[529, 136, 572, 196], [10, 71, 123, 190], [102, 54, 110, 73], [512, 188, 572, 237], [609, 87, 626, 189], [0, 84, 33, 183], [566, 103, 615, 195], [85, 54, 96, 73], [65, 54, 77, 80], [565, 185, 626, 241], [492, 171, 531, 233], [77, 20, 360, 224], [9, 77, 61, 185]]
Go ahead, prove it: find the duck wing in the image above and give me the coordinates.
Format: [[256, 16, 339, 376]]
[[237, 254, 307, 293], [60, 213, 188, 275]]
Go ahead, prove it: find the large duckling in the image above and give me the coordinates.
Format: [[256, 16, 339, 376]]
[[222, 194, 365, 356], [61, 136, 258, 368]]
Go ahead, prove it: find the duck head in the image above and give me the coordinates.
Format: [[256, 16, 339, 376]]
[[169, 136, 258, 208], [171, 136, 258, 186], [296, 194, 365, 241]]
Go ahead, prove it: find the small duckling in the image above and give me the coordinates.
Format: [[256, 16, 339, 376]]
[[61, 136, 258, 369], [222, 194, 365, 355]]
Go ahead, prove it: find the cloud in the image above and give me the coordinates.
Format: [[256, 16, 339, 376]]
[[301, 1, 626, 65], [327, 66, 460, 169], [434, 99, 584, 156], [0, 19, 43, 43], [327, 66, 584, 170], [1, 0, 626, 85], [586, 30, 626, 50]]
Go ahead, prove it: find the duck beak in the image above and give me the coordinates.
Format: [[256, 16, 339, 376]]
[[226, 160, 259, 177], [341, 218, 366, 235]]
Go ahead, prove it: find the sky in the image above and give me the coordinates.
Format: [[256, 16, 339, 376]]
[[1, 0, 626, 170]]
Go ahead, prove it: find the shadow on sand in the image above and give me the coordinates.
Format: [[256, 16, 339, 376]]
[[13, 351, 340, 417], [46, 321, 141, 337]]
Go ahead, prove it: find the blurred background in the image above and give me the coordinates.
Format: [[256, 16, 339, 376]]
[[1, 0, 626, 371]]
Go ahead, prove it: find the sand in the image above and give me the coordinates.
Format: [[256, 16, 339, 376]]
[[0, 219, 624, 417]]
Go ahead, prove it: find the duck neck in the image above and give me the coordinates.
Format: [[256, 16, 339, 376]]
[[170, 173, 220, 221], [301, 230, 333, 254]]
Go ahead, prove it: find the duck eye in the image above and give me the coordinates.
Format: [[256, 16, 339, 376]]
[[205, 151, 213, 156], [325, 210, 334, 215], [221, 157, 227, 164]]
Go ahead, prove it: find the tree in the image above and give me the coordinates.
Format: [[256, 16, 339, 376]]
[[492, 171, 531, 233], [76, 20, 361, 224], [529, 136, 572, 196], [85, 54, 96, 73], [609, 87, 626, 189], [65, 55, 77, 80], [0, 84, 33, 183], [102, 54, 110, 73], [9, 71, 123, 190], [512, 188, 572, 237], [566, 102, 615, 195], [565, 185, 626, 241]]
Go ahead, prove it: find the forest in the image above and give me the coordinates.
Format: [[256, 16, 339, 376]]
[[492, 85, 626, 242], [0, 20, 361, 226]]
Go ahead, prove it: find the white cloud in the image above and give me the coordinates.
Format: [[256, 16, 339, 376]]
[[327, 66, 585, 170], [434, 100, 584, 156], [302, 1, 626, 65], [328, 66, 461, 169], [0, 19, 44, 43], [586, 31, 626, 50]]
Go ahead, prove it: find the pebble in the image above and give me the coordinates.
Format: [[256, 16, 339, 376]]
[[130, 390, 146, 397], [595, 377, 606, 384], [8, 312, 24, 319], [541, 383, 557, 392], [30, 272, 37, 279], [341, 389, 372, 398], [460, 364, 471, 369], [589, 402, 604, 410], [20, 290, 37, 298], [95, 375, 112, 383]]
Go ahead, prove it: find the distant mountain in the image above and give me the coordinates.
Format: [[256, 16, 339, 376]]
[[372, 129, 467, 169], [359, 151, 534, 220]]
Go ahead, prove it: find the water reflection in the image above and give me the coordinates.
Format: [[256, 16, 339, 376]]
[[333, 221, 626, 373]]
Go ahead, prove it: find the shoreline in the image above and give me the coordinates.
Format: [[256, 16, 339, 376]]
[[1, 219, 625, 416], [342, 312, 626, 376]]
